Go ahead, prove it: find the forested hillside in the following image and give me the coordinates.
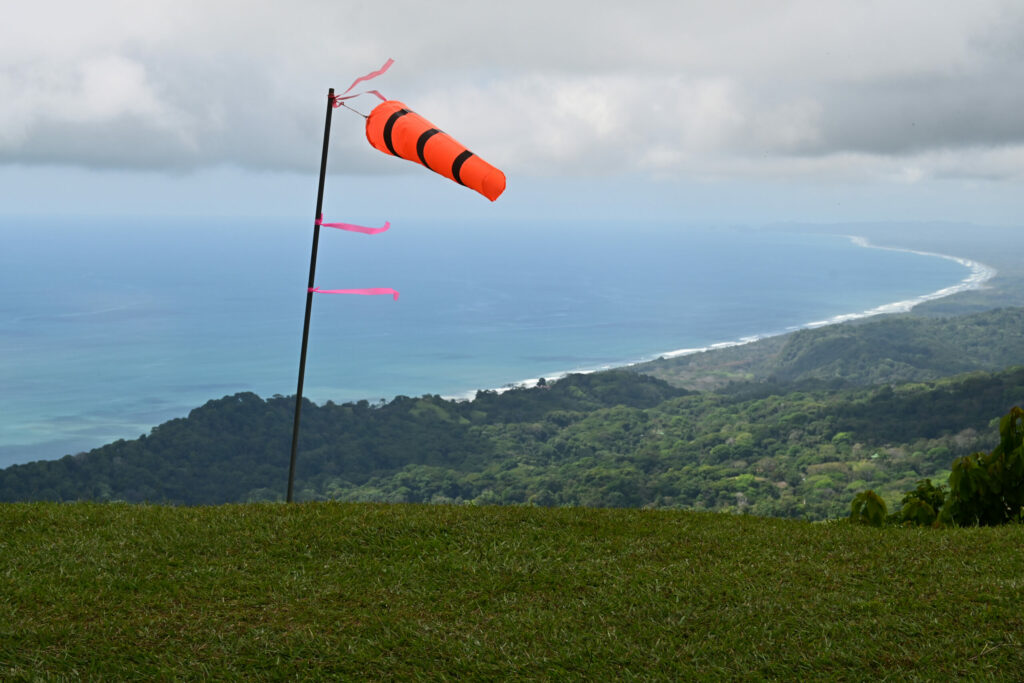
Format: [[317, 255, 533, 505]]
[[4, 363, 1024, 519], [636, 307, 1024, 390], [0, 372, 684, 505]]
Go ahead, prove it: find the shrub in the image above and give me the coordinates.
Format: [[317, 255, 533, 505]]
[[849, 490, 888, 526], [942, 406, 1024, 526], [855, 407, 1024, 528], [894, 479, 946, 527]]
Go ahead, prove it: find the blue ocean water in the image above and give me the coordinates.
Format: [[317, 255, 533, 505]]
[[0, 216, 979, 466]]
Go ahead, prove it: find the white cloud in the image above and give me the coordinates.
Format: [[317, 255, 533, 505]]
[[72, 57, 166, 121], [0, 0, 1022, 186]]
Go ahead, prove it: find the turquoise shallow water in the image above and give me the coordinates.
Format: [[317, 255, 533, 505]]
[[0, 217, 980, 466]]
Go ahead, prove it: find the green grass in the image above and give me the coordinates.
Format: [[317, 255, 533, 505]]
[[2, 503, 1023, 679]]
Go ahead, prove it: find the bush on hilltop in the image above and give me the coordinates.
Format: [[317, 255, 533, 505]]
[[852, 406, 1024, 527]]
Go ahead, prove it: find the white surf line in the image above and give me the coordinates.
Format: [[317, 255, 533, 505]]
[[798, 236, 997, 329], [444, 235, 998, 399]]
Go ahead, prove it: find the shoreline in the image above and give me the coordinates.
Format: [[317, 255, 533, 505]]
[[451, 235, 997, 399], [2, 233, 1000, 464]]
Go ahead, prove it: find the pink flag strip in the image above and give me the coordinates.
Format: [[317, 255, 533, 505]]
[[315, 217, 391, 235], [309, 287, 399, 301], [332, 58, 394, 108], [342, 58, 393, 94]]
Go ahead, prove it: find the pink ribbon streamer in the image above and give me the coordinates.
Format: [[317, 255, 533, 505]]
[[315, 217, 391, 235], [332, 58, 394, 107], [342, 58, 394, 94], [310, 287, 399, 301]]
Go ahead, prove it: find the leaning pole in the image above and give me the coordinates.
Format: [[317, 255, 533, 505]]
[[287, 88, 335, 503]]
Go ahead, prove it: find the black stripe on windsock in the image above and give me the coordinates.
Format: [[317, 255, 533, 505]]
[[416, 128, 441, 170], [382, 108, 410, 157], [451, 150, 474, 186]]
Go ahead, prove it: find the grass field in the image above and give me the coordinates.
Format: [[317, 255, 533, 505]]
[[2, 502, 1023, 679]]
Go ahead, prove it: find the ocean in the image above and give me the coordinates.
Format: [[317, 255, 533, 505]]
[[0, 216, 990, 467]]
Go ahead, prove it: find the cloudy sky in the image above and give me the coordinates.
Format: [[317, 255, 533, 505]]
[[2, 0, 1023, 224]]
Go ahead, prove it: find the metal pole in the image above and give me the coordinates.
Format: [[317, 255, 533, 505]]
[[287, 88, 335, 502]]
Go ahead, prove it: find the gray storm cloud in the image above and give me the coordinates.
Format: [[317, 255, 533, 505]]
[[1, 0, 1023, 183]]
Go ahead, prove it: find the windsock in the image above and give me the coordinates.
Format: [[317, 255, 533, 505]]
[[366, 100, 506, 202]]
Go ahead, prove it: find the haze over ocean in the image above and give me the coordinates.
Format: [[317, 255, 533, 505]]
[[0, 216, 984, 467]]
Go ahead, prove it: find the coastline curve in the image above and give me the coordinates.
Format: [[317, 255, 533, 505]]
[[468, 234, 997, 398]]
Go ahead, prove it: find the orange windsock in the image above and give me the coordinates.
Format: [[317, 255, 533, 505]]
[[366, 100, 506, 202]]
